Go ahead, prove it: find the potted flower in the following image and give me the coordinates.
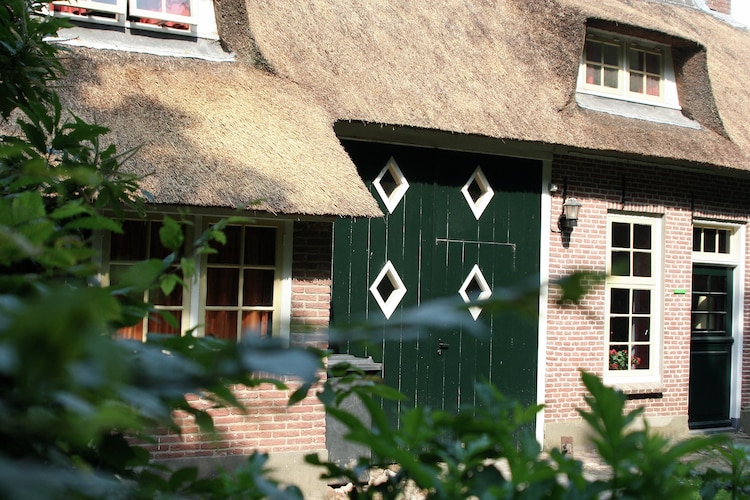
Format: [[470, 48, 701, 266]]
[[609, 348, 641, 370]]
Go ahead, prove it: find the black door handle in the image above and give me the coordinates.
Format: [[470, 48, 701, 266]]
[[437, 338, 450, 356]]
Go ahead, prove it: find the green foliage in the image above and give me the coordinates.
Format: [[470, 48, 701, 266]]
[[698, 442, 750, 499], [0, 1, 323, 498], [310, 369, 731, 499]]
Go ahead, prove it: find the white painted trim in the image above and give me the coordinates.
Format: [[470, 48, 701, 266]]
[[189, 215, 202, 336], [279, 220, 294, 343], [536, 158, 552, 446], [461, 166, 495, 220], [730, 223, 746, 421], [577, 28, 681, 110], [603, 213, 664, 385], [369, 261, 407, 319]]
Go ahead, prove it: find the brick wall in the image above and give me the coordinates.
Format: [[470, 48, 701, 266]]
[[146, 220, 333, 460], [546, 154, 750, 425], [291, 221, 333, 331], [706, 0, 731, 14]]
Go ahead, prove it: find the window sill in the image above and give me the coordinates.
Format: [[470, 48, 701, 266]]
[[605, 380, 665, 399], [576, 93, 701, 130]]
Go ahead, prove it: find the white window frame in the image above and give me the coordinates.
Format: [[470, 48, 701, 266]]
[[604, 213, 663, 384], [100, 213, 291, 342], [49, 0, 219, 37], [577, 29, 681, 110], [692, 220, 742, 265]]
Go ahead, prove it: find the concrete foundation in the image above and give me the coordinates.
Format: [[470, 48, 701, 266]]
[[543, 414, 690, 454], [155, 449, 329, 499]]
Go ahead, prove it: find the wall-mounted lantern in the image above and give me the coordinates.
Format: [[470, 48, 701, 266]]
[[560, 197, 582, 230]]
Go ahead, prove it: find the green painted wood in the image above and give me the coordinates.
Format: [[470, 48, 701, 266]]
[[689, 265, 733, 428], [331, 140, 541, 427]]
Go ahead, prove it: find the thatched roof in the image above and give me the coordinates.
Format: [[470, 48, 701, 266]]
[[45, 0, 750, 218], [54, 47, 382, 217], [238, 0, 750, 173]]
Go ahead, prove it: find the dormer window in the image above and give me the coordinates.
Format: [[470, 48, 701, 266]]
[[50, 0, 203, 35], [577, 29, 680, 110]]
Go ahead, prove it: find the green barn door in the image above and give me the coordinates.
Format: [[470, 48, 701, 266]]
[[689, 265, 733, 429], [332, 140, 541, 425]]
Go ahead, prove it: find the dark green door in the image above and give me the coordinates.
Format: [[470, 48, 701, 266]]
[[689, 265, 733, 429], [332, 140, 541, 424]]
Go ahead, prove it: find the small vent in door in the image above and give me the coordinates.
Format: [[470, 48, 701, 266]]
[[370, 261, 408, 319], [373, 157, 410, 213], [461, 166, 494, 220], [459, 264, 492, 320]]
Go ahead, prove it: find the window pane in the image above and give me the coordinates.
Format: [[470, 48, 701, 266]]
[[633, 224, 651, 249], [206, 268, 239, 306], [603, 43, 619, 66], [629, 49, 643, 71], [692, 274, 708, 291], [633, 317, 650, 341], [205, 310, 238, 340], [711, 295, 726, 312], [646, 52, 660, 74], [610, 288, 629, 313], [242, 311, 273, 338], [709, 275, 726, 292], [693, 227, 702, 251], [586, 64, 601, 85], [243, 269, 274, 306], [209, 225, 241, 264], [630, 74, 644, 93], [604, 67, 619, 88], [632, 345, 649, 369], [610, 317, 629, 342], [147, 311, 181, 335], [167, 0, 190, 15], [151, 275, 183, 306], [149, 223, 172, 259], [111, 220, 148, 261], [117, 322, 143, 340], [693, 313, 708, 331], [646, 75, 660, 96], [612, 251, 631, 276], [632, 289, 651, 314], [693, 294, 709, 311], [612, 222, 630, 248], [586, 64, 602, 85], [718, 230, 730, 254], [703, 228, 717, 252], [586, 40, 601, 62], [609, 345, 629, 370], [633, 252, 651, 277], [135, 0, 191, 16], [245, 227, 276, 265]]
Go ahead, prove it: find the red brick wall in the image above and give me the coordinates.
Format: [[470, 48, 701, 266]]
[[291, 221, 333, 331], [149, 381, 326, 460], [146, 220, 333, 460], [706, 0, 731, 14], [546, 154, 750, 425]]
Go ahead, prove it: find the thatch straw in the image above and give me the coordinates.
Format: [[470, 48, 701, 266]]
[[55, 48, 382, 217], [241, 0, 750, 172]]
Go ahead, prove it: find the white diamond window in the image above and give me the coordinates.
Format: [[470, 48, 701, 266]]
[[461, 166, 494, 220], [369, 261, 407, 319], [373, 157, 409, 214], [459, 265, 492, 320]]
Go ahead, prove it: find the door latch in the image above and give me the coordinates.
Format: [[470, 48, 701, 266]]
[[437, 339, 450, 356]]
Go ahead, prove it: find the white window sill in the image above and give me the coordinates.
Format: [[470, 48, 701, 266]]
[[576, 93, 701, 130], [604, 380, 665, 398]]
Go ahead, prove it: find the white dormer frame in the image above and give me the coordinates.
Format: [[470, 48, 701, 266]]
[[577, 28, 681, 110], [49, 0, 219, 39]]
